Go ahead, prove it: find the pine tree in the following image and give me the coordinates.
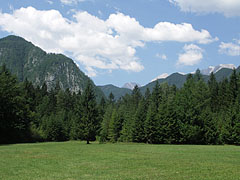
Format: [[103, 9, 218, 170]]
[[194, 69, 202, 82], [100, 104, 113, 142], [218, 78, 230, 110], [229, 68, 238, 104], [108, 92, 115, 104], [144, 82, 161, 144], [97, 97, 106, 136], [0, 65, 31, 143], [144, 102, 159, 144], [208, 72, 219, 112], [81, 80, 99, 144], [132, 99, 147, 142], [108, 109, 121, 142], [131, 85, 142, 109]]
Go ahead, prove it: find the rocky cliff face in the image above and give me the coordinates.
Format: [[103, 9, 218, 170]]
[[0, 35, 104, 98]]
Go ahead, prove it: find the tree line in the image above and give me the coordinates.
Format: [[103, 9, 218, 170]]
[[0, 65, 240, 145]]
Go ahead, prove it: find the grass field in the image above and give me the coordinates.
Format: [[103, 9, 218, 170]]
[[0, 141, 240, 180]]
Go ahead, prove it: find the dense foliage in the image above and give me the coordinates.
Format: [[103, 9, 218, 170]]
[[0, 65, 240, 145]]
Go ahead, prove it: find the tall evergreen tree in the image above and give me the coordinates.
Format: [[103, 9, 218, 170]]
[[108, 109, 122, 142], [208, 72, 219, 112], [99, 104, 113, 142], [144, 82, 161, 144], [229, 68, 238, 103], [80, 80, 99, 144], [0, 65, 31, 143], [132, 99, 147, 142]]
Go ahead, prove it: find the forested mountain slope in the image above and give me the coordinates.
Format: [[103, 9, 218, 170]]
[[0, 35, 104, 98], [98, 84, 132, 100]]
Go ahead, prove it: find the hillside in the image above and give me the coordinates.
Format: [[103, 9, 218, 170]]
[[140, 67, 240, 93], [0, 35, 104, 98], [140, 72, 187, 93], [98, 84, 132, 100], [102, 67, 240, 99]]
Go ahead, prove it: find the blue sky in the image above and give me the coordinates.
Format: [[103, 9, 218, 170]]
[[0, 0, 240, 87]]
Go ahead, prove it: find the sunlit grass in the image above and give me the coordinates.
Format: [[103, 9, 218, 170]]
[[0, 141, 239, 180]]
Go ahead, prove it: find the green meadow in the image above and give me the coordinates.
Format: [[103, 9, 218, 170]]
[[0, 141, 240, 180]]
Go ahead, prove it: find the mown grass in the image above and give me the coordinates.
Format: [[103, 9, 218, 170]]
[[0, 141, 240, 180]]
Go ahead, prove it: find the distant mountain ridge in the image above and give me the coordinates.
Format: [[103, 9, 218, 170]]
[[100, 65, 240, 100], [152, 64, 235, 82], [0, 35, 104, 99], [200, 64, 236, 75], [122, 82, 141, 90], [141, 66, 240, 94], [98, 84, 132, 100]]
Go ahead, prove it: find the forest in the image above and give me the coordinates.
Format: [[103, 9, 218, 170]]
[[0, 64, 240, 145]]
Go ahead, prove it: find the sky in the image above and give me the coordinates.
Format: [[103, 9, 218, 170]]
[[0, 0, 240, 87]]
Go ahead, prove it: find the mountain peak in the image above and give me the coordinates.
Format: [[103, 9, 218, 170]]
[[0, 35, 105, 100], [201, 64, 236, 75], [1, 35, 28, 42], [151, 73, 169, 82], [122, 82, 141, 90]]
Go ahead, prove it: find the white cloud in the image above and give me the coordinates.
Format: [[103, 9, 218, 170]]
[[177, 44, 203, 66], [60, 0, 85, 5], [0, 7, 215, 76], [170, 0, 240, 17], [219, 42, 240, 56], [151, 73, 169, 82], [107, 13, 216, 44], [156, 53, 167, 60], [145, 22, 217, 44]]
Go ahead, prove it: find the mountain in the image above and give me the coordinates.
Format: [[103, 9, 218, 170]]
[[99, 65, 240, 100], [151, 73, 169, 82], [98, 84, 132, 100], [141, 67, 239, 94], [122, 82, 141, 90], [201, 64, 236, 75], [140, 72, 187, 93], [0, 35, 104, 99], [99, 82, 140, 100]]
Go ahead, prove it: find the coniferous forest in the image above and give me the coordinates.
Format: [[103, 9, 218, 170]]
[[1, 65, 240, 145]]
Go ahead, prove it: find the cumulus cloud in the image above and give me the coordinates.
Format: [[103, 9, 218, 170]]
[[170, 0, 240, 17], [219, 42, 240, 56], [156, 53, 167, 60], [177, 44, 203, 66], [0, 7, 215, 76]]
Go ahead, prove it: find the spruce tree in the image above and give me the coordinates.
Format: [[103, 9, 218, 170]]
[[81, 80, 99, 144], [100, 104, 113, 142], [229, 68, 238, 103], [132, 99, 147, 142], [144, 83, 160, 144], [108, 109, 121, 142], [208, 72, 219, 112], [0, 65, 31, 143]]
